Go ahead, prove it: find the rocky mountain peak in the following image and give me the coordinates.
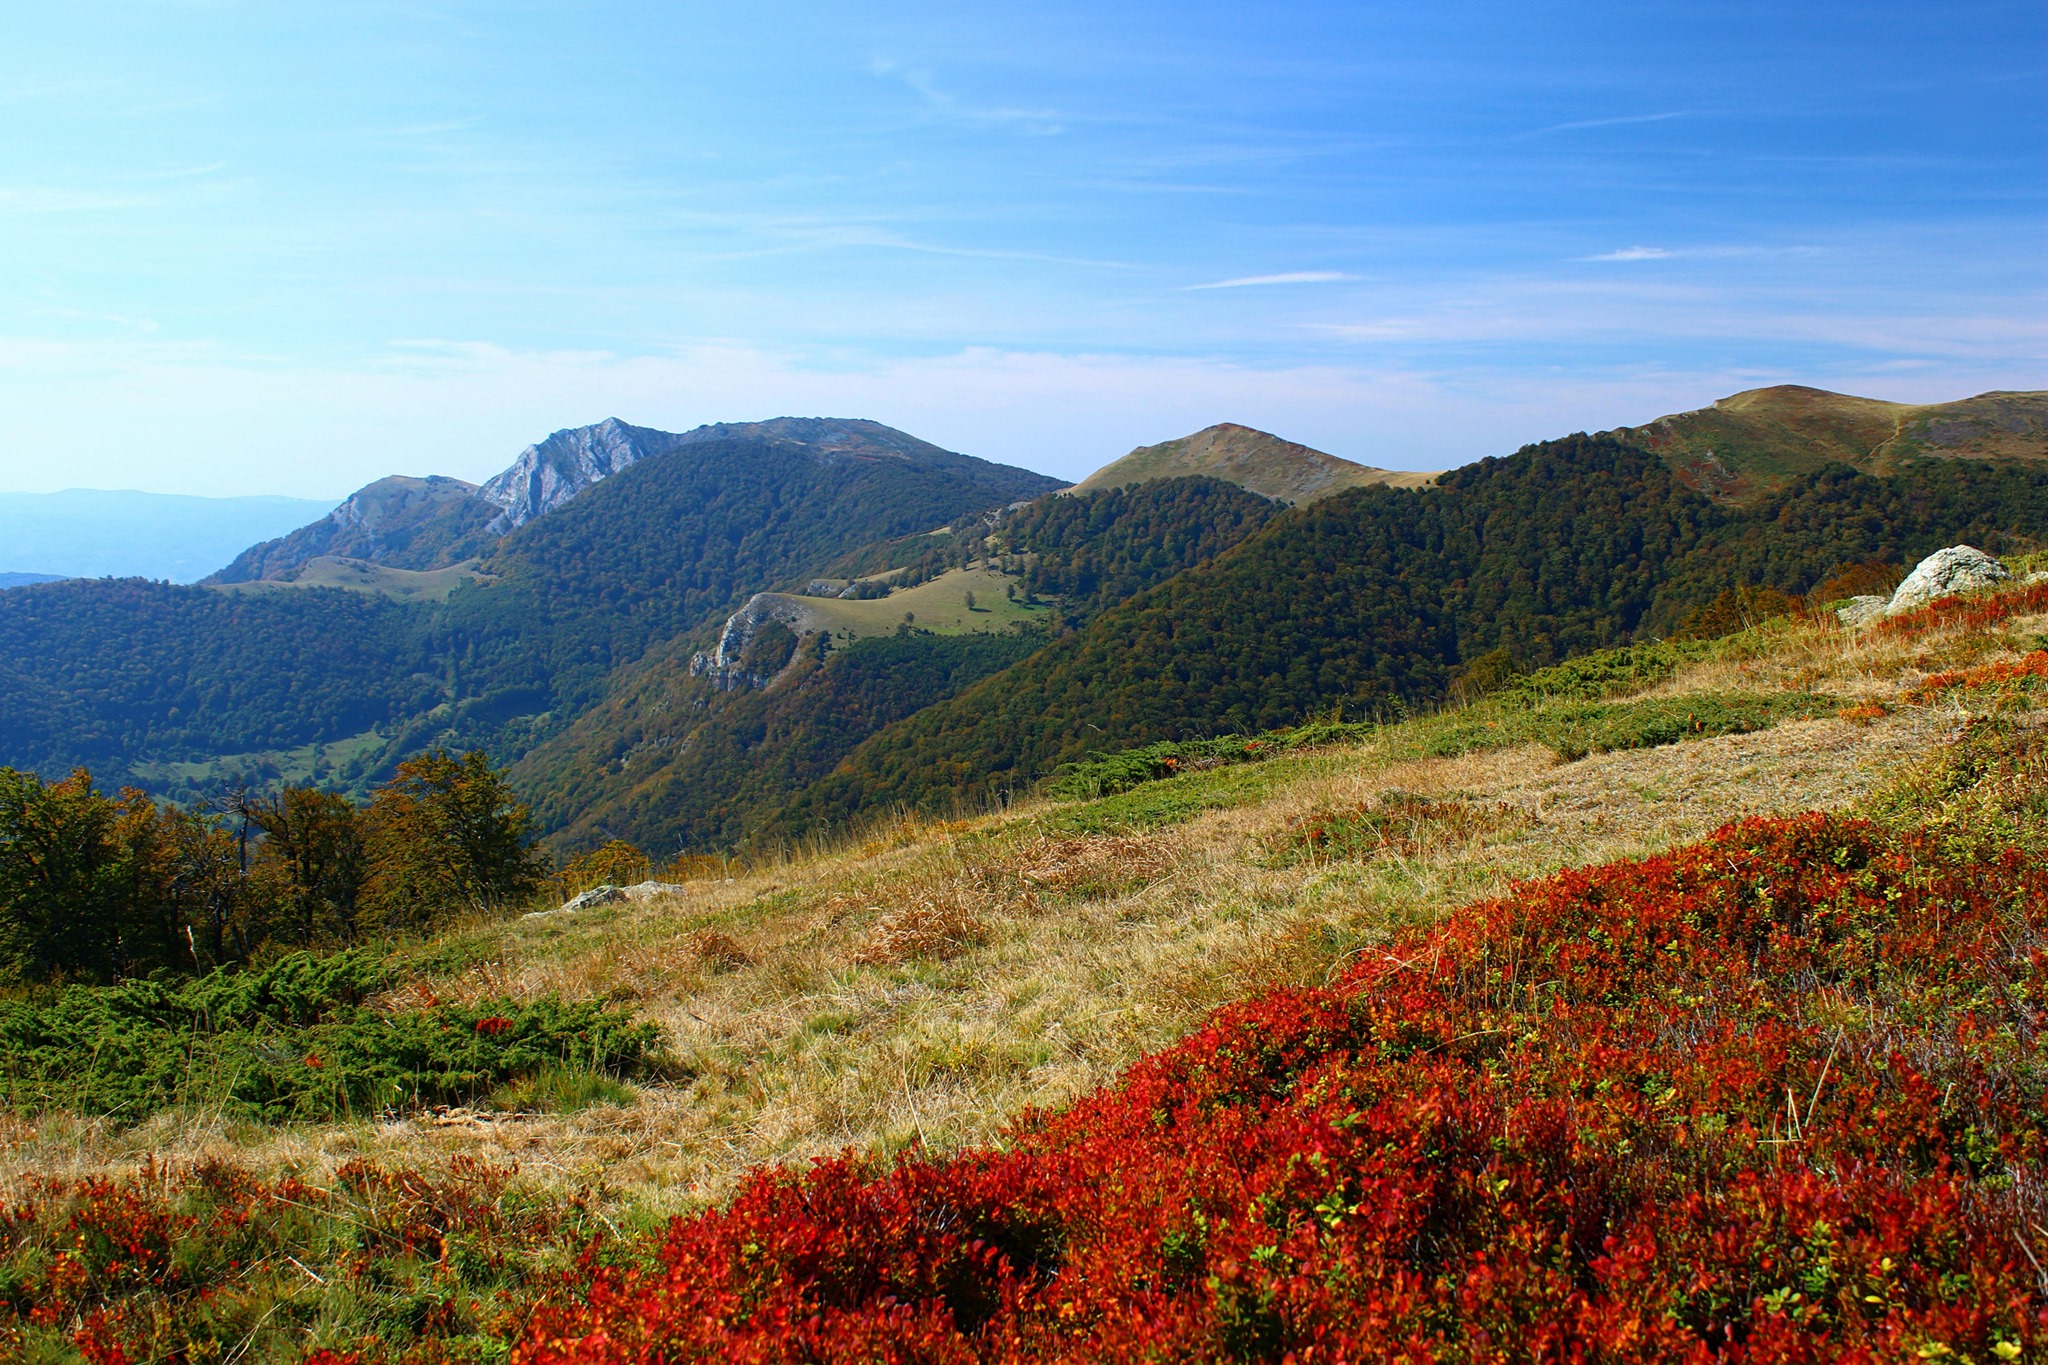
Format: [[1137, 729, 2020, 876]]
[[478, 418, 687, 534]]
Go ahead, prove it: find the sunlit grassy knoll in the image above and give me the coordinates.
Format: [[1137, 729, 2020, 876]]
[[752, 565, 1048, 641], [11, 583, 2044, 1231], [210, 555, 492, 603]]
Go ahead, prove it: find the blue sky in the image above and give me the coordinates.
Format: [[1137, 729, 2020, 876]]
[[2, 1, 2042, 496]]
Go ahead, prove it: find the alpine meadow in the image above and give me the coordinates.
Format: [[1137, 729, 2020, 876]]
[[5, 3, 2046, 1361]]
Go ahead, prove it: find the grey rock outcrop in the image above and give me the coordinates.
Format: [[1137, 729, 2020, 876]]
[[1835, 595, 1889, 628], [1885, 546, 2011, 615], [690, 592, 820, 690], [479, 418, 689, 534], [521, 880, 684, 920]]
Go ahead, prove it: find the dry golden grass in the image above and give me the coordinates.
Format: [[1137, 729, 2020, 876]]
[[6, 596, 2043, 1217]]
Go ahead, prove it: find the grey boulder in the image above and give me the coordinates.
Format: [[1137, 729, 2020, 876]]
[[1886, 546, 2011, 615]]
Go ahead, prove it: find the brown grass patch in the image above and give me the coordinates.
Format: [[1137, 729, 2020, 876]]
[[850, 897, 990, 965], [1013, 833, 1176, 901], [689, 930, 754, 972], [1271, 792, 1529, 865]]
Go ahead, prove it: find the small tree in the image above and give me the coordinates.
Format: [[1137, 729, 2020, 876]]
[[234, 786, 366, 947], [0, 768, 125, 983], [963, 590, 977, 612], [366, 750, 544, 927]]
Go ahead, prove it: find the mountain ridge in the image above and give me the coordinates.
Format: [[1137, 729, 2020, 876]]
[[210, 416, 1059, 587], [1612, 384, 2048, 501]]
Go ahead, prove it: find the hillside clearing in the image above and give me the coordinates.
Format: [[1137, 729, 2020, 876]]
[[748, 565, 1049, 641], [210, 555, 493, 602]]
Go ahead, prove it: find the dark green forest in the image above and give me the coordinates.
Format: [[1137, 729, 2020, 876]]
[[766, 440, 2048, 836], [0, 580, 435, 773], [1001, 476, 1276, 626]]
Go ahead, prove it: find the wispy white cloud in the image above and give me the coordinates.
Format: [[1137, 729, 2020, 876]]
[[1188, 270, 1357, 290], [1578, 244, 1829, 263], [132, 161, 228, 182], [1522, 111, 1693, 137], [868, 57, 1064, 135]]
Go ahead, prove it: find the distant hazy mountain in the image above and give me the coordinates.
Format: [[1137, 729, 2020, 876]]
[[209, 476, 496, 583], [0, 572, 66, 590], [0, 490, 337, 584], [1069, 423, 1436, 504]]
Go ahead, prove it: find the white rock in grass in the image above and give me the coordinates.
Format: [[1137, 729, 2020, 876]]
[[1836, 595, 1889, 628], [621, 880, 689, 902], [523, 884, 628, 919], [1886, 546, 2011, 615]]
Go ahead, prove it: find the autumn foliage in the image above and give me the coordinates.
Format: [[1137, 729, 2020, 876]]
[[1906, 650, 2048, 705], [512, 815, 2045, 1362]]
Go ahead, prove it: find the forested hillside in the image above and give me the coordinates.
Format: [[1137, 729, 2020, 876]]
[[6, 390, 2046, 856], [0, 578, 434, 774], [514, 476, 1278, 852], [0, 422, 1060, 800], [769, 438, 2048, 835]]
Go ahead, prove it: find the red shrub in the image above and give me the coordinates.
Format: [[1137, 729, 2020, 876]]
[[514, 815, 2048, 1363], [1877, 579, 2048, 641], [1906, 650, 2048, 704]]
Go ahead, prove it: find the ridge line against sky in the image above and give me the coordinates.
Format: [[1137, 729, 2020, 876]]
[[1, 0, 2042, 496]]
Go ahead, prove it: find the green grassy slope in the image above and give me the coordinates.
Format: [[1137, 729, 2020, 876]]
[[1613, 384, 2048, 500]]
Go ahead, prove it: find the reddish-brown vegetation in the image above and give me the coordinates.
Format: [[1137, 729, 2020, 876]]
[[2, 1158, 592, 1365], [1907, 651, 2048, 705], [507, 815, 2045, 1363], [1877, 579, 2048, 641]]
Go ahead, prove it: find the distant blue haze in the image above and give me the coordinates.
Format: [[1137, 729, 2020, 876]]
[[0, 491, 335, 582]]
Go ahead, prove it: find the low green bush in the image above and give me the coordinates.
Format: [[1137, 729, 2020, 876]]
[[1485, 639, 1714, 705], [1411, 690, 1836, 763], [0, 950, 658, 1124]]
